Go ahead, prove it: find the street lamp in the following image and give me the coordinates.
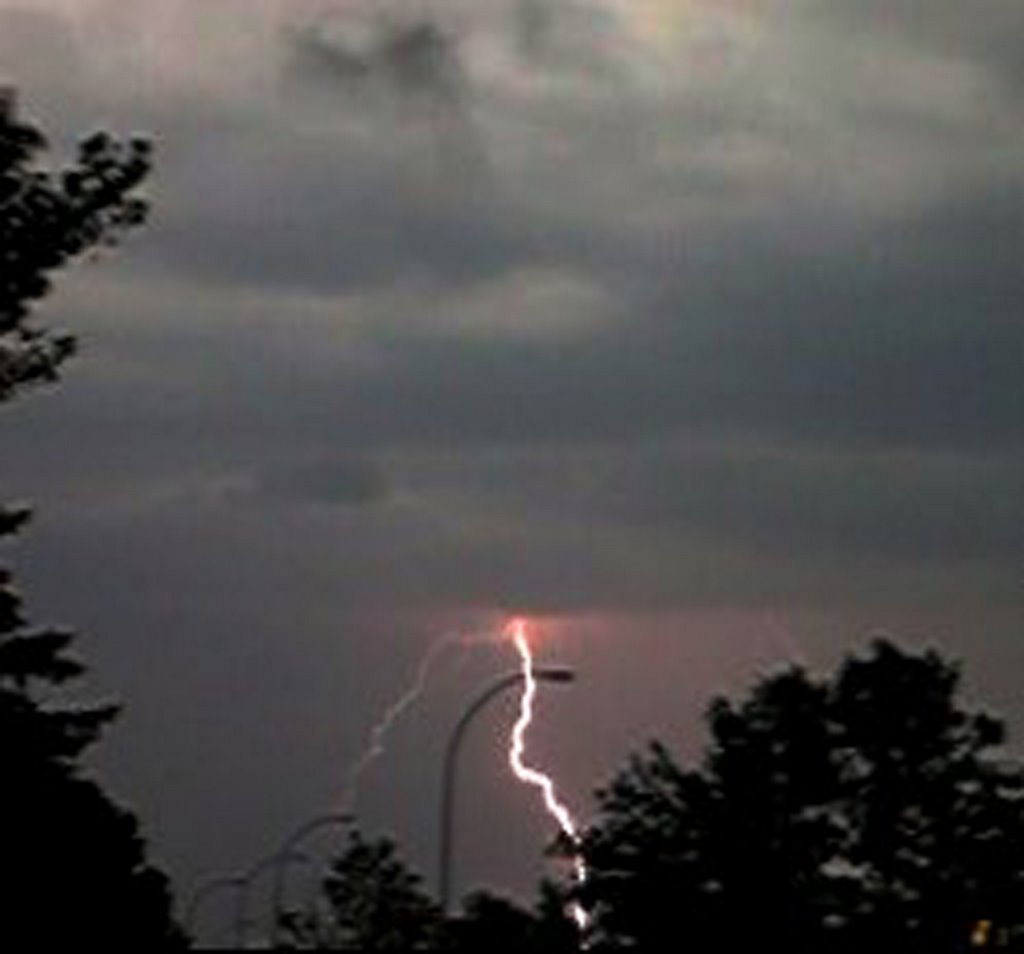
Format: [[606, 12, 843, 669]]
[[269, 812, 355, 947], [183, 872, 244, 947], [438, 665, 576, 912], [234, 849, 309, 949]]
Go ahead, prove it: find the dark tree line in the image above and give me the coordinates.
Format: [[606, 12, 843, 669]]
[[581, 639, 1024, 952], [275, 642, 1024, 951], [1, 88, 183, 946], [1, 88, 150, 398], [275, 830, 577, 952]]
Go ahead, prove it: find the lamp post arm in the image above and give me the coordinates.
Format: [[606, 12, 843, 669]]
[[270, 812, 355, 947], [234, 856, 271, 949], [438, 672, 525, 913], [183, 873, 243, 944], [437, 666, 574, 912]]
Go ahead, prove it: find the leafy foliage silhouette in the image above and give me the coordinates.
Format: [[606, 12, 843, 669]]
[[447, 882, 578, 952], [0, 88, 182, 946], [279, 830, 577, 952], [580, 640, 1024, 951], [0, 87, 150, 400], [274, 643, 1022, 951], [279, 831, 446, 950]]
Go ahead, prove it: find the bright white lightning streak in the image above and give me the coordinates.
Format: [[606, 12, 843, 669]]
[[507, 619, 590, 934]]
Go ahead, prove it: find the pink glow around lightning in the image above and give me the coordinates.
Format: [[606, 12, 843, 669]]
[[507, 618, 589, 933]]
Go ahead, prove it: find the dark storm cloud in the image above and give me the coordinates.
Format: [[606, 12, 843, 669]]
[[588, 447, 1024, 566], [24, 171, 1021, 494], [819, 0, 1024, 95], [635, 192, 1024, 455], [170, 198, 1022, 460], [1, 1, 1022, 646], [508, 0, 624, 76], [287, 13, 467, 107], [126, 176, 1024, 469], [145, 149, 521, 294], [513, 0, 551, 58], [282, 4, 487, 182], [128, 11, 500, 295], [286, 21, 372, 87], [244, 455, 391, 508], [90, 3, 1017, 473]]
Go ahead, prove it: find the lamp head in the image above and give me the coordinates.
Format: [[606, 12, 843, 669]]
[[535, 666, 576, 684]]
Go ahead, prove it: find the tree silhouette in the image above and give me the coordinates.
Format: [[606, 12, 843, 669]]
[[280, 834, 577, 951], [0, 89, 182, 946], [280, 831, 445, 950], [581, 640, 1024, 952], [1, 87, 150, 401], [447, 882, 578, 952]]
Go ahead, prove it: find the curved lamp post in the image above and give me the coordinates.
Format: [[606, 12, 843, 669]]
[[183, 872, 244, 946], [234, 849, 310, 949], [438, 665, 575, 913], [269, 812, 355, 947]]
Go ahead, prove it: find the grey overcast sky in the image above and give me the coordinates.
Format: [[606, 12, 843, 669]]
[[3, 0, 1024, 939]]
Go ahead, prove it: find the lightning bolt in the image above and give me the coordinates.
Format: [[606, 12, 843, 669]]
[[507, 618, 590, 934], [345, 631, 478, 809]]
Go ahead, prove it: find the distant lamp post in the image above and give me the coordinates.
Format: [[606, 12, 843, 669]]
[[269, 812, 355, 947], [438, 665, 576, 913], [183, 872, 244, 946], [234, 849, 309, 949]]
